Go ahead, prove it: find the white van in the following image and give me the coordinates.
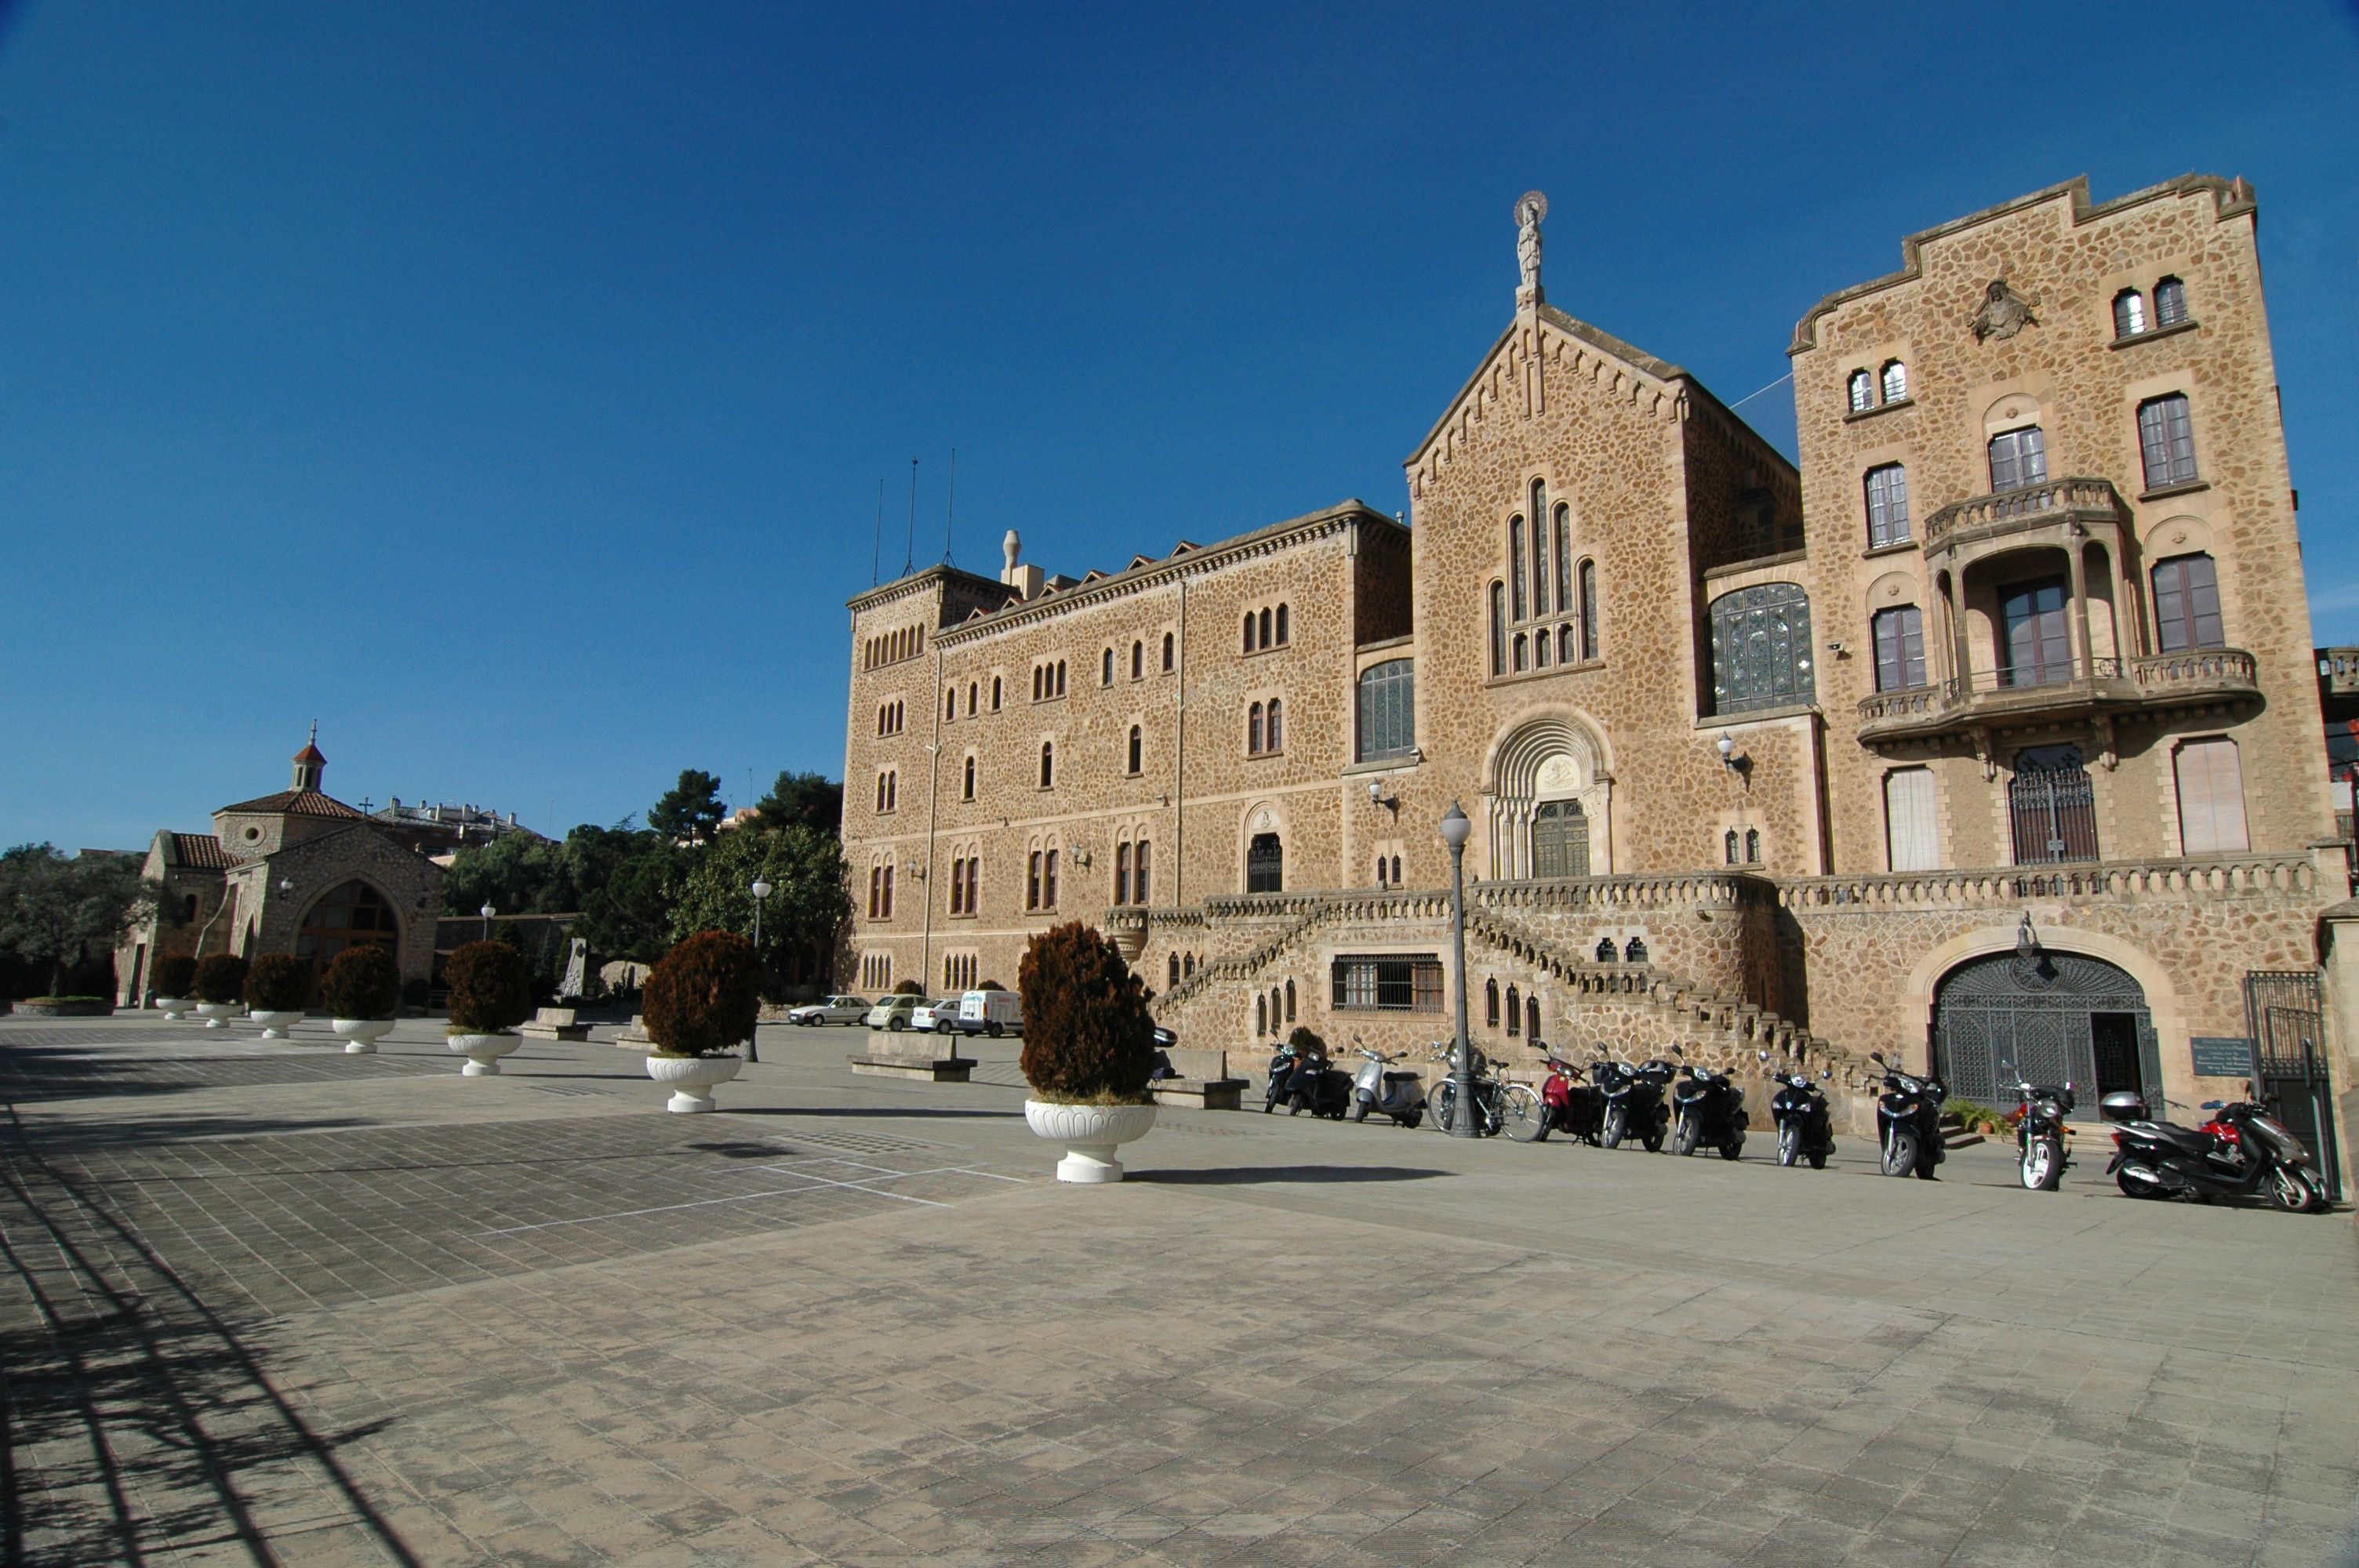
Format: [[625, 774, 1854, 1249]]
[[954, 989, 1023, 1038]]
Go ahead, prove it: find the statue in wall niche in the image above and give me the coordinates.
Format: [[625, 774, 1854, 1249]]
[[1514, 190, 1547, 303], [1972, 278, 2039, 343]]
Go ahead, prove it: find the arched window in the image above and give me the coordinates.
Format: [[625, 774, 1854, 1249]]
[[1357, 658, 1415, 762], [943, 688, 954, 721], [1055, 661, 1066, 696], [1269, 987, 1282, 1033], [1246, 833, 1283, 893], [1489, 583, 1507, 676], [1505, 985, 1521, 1036], [1872, 605, 1926, 691], [1256, 994, 1267, 1036], [183, 893, 198, 922], [1988, 425, 2048, 491], [2138, 394, 2198, 490], [1038, 742, 1054, 789], [1265, 698, 1283, 753], [1183, 953, 1194, 978], [1530, 480, 1550, 615], [1115, 843, 1132, 906], [1707, 583, 1814, 714], [1848, 368, 1874, 412], [1169, 953, 1180, 988], [1552, 504, 1572, 615], [961, 756, 976, 800], [1623, 936, 1647, 964], [1725, 829, 1739, 866], [1102, 648, 1114, 685], [2154, 276, 2188, 327], [2151, 554, 2223, 651], [1242, 612, 1257, 653], [1390, 855, 1402, 885], [1864, 463, 1910, 548], [1509, 515, 1527, 620], [1525, 993, 1541, 1044], [1533, 623, 1551, 668], [1274, 604, 1289, 645], [1135, 840, 1150, 902], [881, 865, 894, 918], [990, 677, 1001, 710], [1532, 800, 1589, 878], [1578, 560, 1599, 661], [1285, 978, 1296, 1022], [968, 681, 977, 715], [1376, 855, 1389, 887], [1131, 641, 1143, 679], [1127, 724, 1143, 775], [1259, 607, 1273, 649], [1485, 977, 1499, 1027], [1595, 937, 1617, 963], [1513, 632, 1528, 673], [1031, 667, 1042, 701], [1743, 830, 1760, 865], [1880, 360, 1907, 403], [1161, 632, 1174, 671], [2114, 289, 2147, 339], [294, 880, 400, 980], [1249, 702, 1265, 754], [1043, 848, 1057, 906]]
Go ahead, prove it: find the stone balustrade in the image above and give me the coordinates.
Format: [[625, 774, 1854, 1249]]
[[1921, 475, 2125, 554], [1777, 850, 2320, 912]]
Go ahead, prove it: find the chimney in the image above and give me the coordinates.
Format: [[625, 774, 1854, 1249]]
[[1000, 528, 1045, 601]]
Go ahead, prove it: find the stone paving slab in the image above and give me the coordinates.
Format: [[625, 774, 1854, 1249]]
[[2, 1014, 2355, 1566]]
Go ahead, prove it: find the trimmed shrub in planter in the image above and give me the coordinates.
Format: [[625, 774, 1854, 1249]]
[[192, 954, 248, 1005], [153, 955, 198, 1000], [446, 942, 534, 1034], [245, 954, 310, 1012], [892, 978, 923, 996], [1019, 922, 1154, 1105], [322, 946, 400, 1053], [642, 931, 759, 1112]]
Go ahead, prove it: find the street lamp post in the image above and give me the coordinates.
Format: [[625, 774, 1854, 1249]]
[[751, 878, 772, 948], [1438, 801, 1476, 1138], [480, 902, 495, 942], [747, 877, 772, 1066]]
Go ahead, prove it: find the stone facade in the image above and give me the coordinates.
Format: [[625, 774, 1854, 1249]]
[[837, 176, 2350, 1185]]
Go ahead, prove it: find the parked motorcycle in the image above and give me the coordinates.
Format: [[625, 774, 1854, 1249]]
[[1348, 1042, 1427, 1128], [2105, 1093, 2330, 1212], [1760, 1051, 1834, 1169], [1262, 1040, 1303, 1113], [1870, 1051, 1946, 1179], [2003, 1065, 2074, 1192], [1285, 1036, 1350, 1119], [1598, 1055, 1674, 1152], [1669, 1051, 1747, 1160], [1509, 1047, 1607, 1144]]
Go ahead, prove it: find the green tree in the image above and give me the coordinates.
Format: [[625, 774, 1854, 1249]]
[[648, 769, 726, 845], [441, 831, 579, 917], [754, 771, 843, 836], [565, 822, 682, 964], [667, 824, 847, 996], [0, 845, 152, 995]]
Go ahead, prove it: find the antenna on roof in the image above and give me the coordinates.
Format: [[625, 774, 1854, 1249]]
[[871, 477, 884, 586], [903, 458, 918, 577], [943, 447, 956, 566]]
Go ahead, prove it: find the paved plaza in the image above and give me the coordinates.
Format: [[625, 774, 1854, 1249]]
[[1, 1014, 2354, 1566]]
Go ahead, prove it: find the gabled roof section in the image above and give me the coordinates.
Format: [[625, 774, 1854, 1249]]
[[1406, 303, 1694, 467], [1788, 173, 2256, 355], [216, 789, 368, 820], [169, 833, 231, 871]]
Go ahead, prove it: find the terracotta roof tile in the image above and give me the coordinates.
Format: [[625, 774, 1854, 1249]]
[[169, 833, 231, 870], [216, 789, 367, 820]]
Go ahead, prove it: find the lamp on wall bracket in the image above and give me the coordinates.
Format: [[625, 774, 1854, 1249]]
[[1367, 779, 1398, 815], [1715, 731, 1750, 784]]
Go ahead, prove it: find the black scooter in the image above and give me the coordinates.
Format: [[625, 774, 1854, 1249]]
[[2106, 1094, 2330, 1212], [1285, 1039, 1350, 1119], [1262, 1041, 1302, 1113], [1599, 1056, 1674, 1152], [1761, 1051, 1835, 1169], [1669, 1051, 1747, 1160], [2003, 1065, 2074, 1192], [1870, 1051, 1946, 1179]]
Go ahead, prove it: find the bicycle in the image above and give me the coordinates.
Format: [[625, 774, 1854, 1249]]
[[1423, 1040, 1543, 1138]]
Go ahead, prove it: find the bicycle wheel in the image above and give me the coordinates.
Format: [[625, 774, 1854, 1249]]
[[1501, 1083, 1547, 1142], [1428, 1080, 1457, 1134]]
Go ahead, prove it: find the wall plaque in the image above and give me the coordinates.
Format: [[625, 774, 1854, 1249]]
[[2190, 1036, 2255, 1078]]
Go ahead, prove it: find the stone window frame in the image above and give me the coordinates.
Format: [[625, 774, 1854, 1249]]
[[2135, 390, 2201, 495], [1100, 647, 1115, 687], [1023, 837, 1061, 913], [1246, 694, 1287, 758], [1130, 640, 1146, 681], [960, 752, 976, 802], [1241, 602, 1292, 655], [946, 840, 984, 918], [866, 856, 896, 921], [990, 675, 1003, 712], [1110, 822, 1154, 907], [942, 950, 979, 992], [1125, 721, 1145, 777], [1863, 462, 1911, 550], [1161, 631, 1176, 673], [874, 768, 898, 815], [876, 698, 905, 737], [1030, 659, 1068, 703], [1037, 738, 1057, 790], [1841, 343, 1917, 423]]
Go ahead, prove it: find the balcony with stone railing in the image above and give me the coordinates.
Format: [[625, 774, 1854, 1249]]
[[1857, 648, 2259, 744], [1921, 476, 2128, 562], [1776, 848, 2324, 912]]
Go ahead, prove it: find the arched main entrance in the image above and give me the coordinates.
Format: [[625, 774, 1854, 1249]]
[[1486, 715, 1612, 880], [296, 880, 401, 983], [1932, 950, 2161, 1112], [1532, 800, 1588, 878]]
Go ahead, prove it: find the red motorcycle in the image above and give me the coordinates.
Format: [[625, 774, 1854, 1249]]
[[1508, 1048, 1607, 1145]]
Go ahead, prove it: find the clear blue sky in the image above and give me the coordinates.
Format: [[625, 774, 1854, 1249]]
[[4, 1, 2355, 850]]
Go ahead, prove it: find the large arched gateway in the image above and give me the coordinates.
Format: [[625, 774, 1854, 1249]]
[[1932, 950, 2162, 1114]]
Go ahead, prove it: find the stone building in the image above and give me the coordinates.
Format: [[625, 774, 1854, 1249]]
[[839, 175, 2351, 1186], [115, 733, 444, 1007]]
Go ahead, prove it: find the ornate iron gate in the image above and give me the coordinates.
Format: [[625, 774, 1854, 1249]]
[[2008, 746, 2100, 863], [1933, 951, 2161, 1112], [2244, 970, 2342, 1201]]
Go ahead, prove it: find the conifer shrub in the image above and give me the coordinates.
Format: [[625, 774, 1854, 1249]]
[[642, 930, 760, 1058], [893, 978, 923, 996], [152, 955, 198, 999], [192, 953, 249, 1005], [245, 954, 311, 1012], [445, 941, 533, 1035], [977, 978, 1005, 991], [322, 945, 400, 1020], [1017, 922, 1154, 1104]]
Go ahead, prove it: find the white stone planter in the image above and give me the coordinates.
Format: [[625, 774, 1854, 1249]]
[[194, 1002, 239, 1030], [1024, 1098, 1158, 1184], [333, 1018, 394, 1054], [448, 1032, 521, 1076], [646, 1052, 743, 1112], [250, 1009, 304, 1040], [156, 996, 190, 1022]]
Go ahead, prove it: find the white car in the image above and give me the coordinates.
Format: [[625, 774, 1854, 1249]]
[[786, 994, 870, 1026], [864, 996, 921, 1031], [911, 998, 963, 1032]]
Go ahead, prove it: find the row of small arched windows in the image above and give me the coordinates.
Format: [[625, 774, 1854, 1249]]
[[1247, 699, 1285, 756], [875, 699, 904, 736], [2114, 277, 2190, 340], [1102, 633, 1177, 685], [1847, 361, 1909, 413], [862, 625, 922, 670], [1243, 604, 1290, 653], [947, 677, 1006, 718], [1031, 661, 1067, 701], [1165, 950, 1202, 989], [1256, 979, 1298, 1036], [1483, 978, 1543, 1041]]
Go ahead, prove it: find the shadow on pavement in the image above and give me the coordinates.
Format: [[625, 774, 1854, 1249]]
[[721, 1105, 1029, 1120], [1129, 1165, 1451, 1185]]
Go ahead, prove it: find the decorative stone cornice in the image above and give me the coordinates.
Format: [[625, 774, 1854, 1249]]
[[845, 564, 1010, 616]]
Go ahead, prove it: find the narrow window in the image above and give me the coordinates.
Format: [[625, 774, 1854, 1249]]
[[1530, 480, 1550, 615], [1249, 702, 1265, 754], [1509, 515, 1527, 620], [1485, 977, 1499, 1028], [1131, 641, 1143, 679], [1489, 583, 1507, 676], [1377, 856, 1389, 887], [1884, 767, 1939, 871], [1533, 624, 1551, 668], [1525, 993, 1540, 1043], [1136, 840, 1150, 903], [1056, 661, 1066, 696], [868, 866, 880, 918], [1505, 985, 1521, 1036], [1390, 855, 1401, 885], [1872, 605, 1927, 691], [962, 756, 975, 800], [1848, 368, 1874, 412], [1513, 632, 1528, 673], [1243, 612, 1256, 653], [1169, 954, 1180, 988], [1285, 978, 1296, 1022], [1579, 560, 1599, 660], [2154, 276, 2188, 327], [1256, 995, 1267, 1036], [1027, 852, 1042, 909], [1102, 648, 1114, 686], [1043, 850, 1058, 907], [1725, 829, 1739, 866], [1031, 667, 1041, 701], [2114, 289, 2146, 339], [1127, 724, 1143, 775], [1865, 463, 1910, 548], [1039, 741, 1054, 789], [1259, 607, 1273, 649], [948, 858, 963, 915], [1275, 604, 1289, 645], [2151, 554, 2224, 652], [1880, 361, 1907, 403], [1988, 425, 2048, 491], [2138, 394, 2198, 490], [990, 677, 1001, 710], [943, 688, 954, 721], [1115, 842, 1132, 906], [967, 681, 977, 716], [1161, 632, 1174, 671], [1266, 698, 1283, 752], [1553, 503, 1572, 617], [1744, 830, 1760, 863], [881, 865, 893, 918]]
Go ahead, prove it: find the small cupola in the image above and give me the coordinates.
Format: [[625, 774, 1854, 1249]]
[[292, 723, 326, 792]]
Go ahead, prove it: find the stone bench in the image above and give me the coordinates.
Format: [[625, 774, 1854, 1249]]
[[1150, 1047, 1247, 1112], [849, 1033, 976, 1082], [520, 1007, 593, 1042], [615, 1014, 652, 1051]]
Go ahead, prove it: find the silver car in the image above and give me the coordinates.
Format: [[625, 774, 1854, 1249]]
[[786, 994, 870, 1026]]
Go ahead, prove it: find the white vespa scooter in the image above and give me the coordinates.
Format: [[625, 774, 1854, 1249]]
[[1348, 1040, 1428, 1127]]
